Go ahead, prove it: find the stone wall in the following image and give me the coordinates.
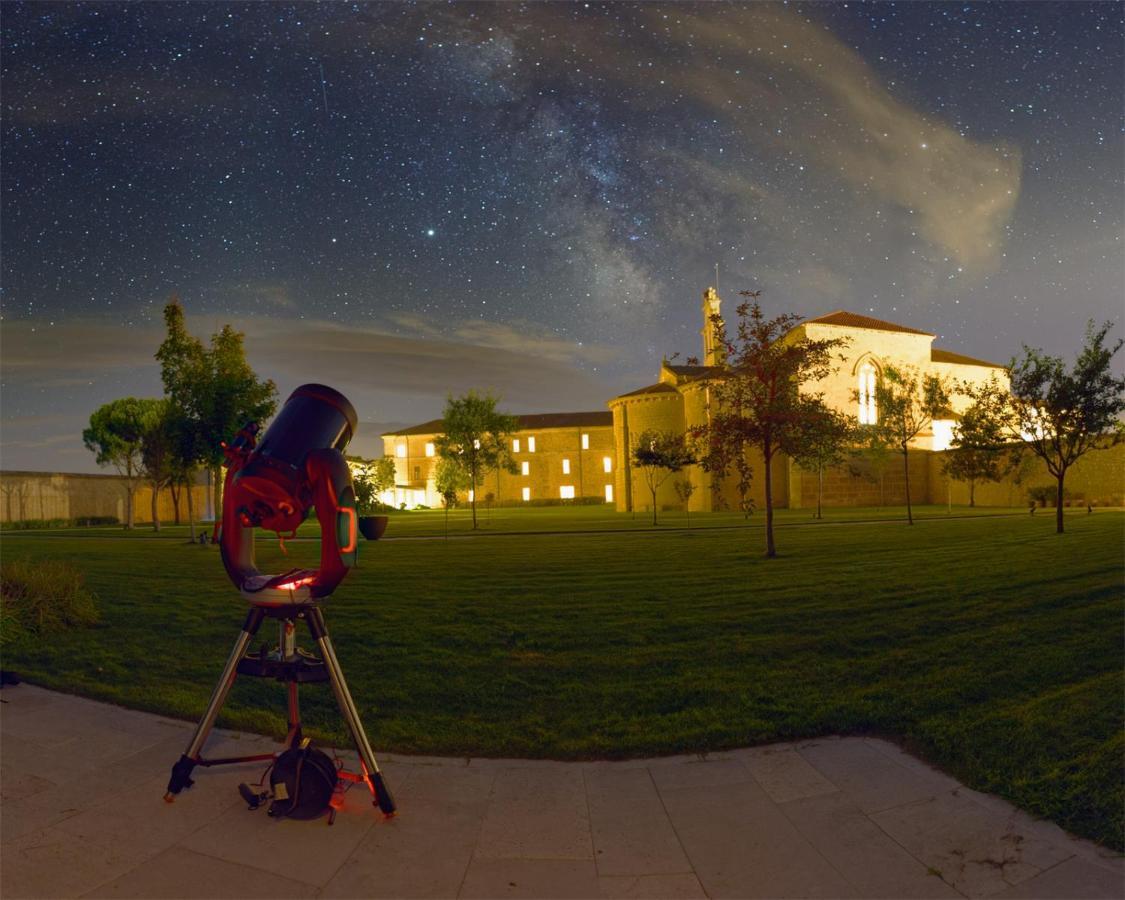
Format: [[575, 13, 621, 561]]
[[927, 441, 1125, 508], [790, 449, 931, 509], [0, 471, 212, 524]]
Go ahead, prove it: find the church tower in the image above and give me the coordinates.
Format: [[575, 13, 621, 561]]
[[701, 286, 724, 366]]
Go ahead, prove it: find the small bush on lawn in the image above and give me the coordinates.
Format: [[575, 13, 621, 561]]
[[0, 558, 100, 639]]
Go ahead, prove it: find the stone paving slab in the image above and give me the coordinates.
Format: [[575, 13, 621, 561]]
[[1, 685, 1121, 899]]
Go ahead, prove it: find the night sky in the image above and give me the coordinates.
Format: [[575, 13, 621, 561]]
[[2, 2, 1122, 469]]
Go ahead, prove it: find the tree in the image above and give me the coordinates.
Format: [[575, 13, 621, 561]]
[[156, 300, 277, 523], [785, 401, 858, 519], [83, 398, 162, 528], [140, 400, 176, 532], [199, 325, 277, 519], [868, 365, 952, 525], [674, 477, 696, 523], [694, 293, 847, 557], [973, 322, 1125, 534], [351, 456, 397, 515], [631, 430, 695, 526], [156, 298, 207, 540], [944, 389, 1014, 507], [434, 456, 469, 538], [434, 391, 518, 529]]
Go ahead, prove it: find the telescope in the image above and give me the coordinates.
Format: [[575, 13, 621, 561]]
[[219, 383, 360, 603], [165, 384, 396, 819]]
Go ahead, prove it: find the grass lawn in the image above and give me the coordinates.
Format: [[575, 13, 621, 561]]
[[4, 501, 1032, 541], [2, 509, 1122, 849]]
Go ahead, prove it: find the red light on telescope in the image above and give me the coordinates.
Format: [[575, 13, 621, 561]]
[[274, 575, 316, 592]]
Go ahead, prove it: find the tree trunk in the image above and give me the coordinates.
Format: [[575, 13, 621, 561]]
[[170, 482, 181, 524], [1055, 471, 1066, 534], [816, 463, 823, 520], [902, 445, 913, 525], [651, 483, 658, 526], [151, 483, 161, 532], [969, 480, 976, 507], [125, 483, 136, 529], [186, 476, 197, 543], [764, 451, 776, 557]]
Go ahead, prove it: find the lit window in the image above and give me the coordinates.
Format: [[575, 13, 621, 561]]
[[522, 487, 530, 502], [604, 484, 613, 503], [581, 433, 589, 449], [858, 363, 878, 425], [560, 485, 575, 499], [424, 442, 434, 457], [395, 444, 407, 458], [527, 436, 536, 452], [521, 461, 529, 476], [468, 489, 475, 502], [513, 438, 521, 453], [562, 458, 571, 475], [473, 439, 481, 450], [602, 456, 612, 473]]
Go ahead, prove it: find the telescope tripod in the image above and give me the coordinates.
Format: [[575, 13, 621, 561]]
[[164, 603, 395, 816]]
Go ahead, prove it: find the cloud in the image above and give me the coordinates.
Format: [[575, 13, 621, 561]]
[[651, 7, 1021, 269], [0, 314, 618, 471]]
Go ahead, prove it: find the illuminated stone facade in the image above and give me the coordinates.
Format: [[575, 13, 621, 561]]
[[381, 413, 616, 508], [609, 288, 1010, 514]]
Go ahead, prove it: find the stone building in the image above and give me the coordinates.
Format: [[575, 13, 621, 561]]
[[608, 288, 1010, 514], [381, 412, 615, 508]]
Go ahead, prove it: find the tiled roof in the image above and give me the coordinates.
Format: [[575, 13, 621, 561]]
[[931, 347, 1004, 369], [805, 310, 934, 336], [611, 382, 680, 400], [383, 411, 612, 438], [664, 364, 724, 378]]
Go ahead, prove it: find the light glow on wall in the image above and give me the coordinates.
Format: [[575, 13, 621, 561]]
[[395, 444, 407, 458], [560, 485, 575, 499], [931, 419, 955, 452]]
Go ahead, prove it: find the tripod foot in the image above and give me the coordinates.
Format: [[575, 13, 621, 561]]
[[371, 771, 396, 816], [166, 754, 197, 798]]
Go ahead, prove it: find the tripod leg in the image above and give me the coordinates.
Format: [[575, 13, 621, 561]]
[[306, 608, 396, 815], [165, 607, 265, 800]]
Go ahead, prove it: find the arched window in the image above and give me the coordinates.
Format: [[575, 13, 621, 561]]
[[858, 363, 878, 425]]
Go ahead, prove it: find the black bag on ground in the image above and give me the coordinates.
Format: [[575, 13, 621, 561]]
[[267, 741, 338, 820]]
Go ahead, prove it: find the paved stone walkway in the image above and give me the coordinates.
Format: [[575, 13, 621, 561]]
[[1, 685, 1120, 899]]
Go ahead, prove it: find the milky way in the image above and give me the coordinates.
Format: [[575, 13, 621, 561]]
[[1, 2, 1121, 470]]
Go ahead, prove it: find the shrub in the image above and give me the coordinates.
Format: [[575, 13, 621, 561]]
[[0, 516, 119, 530], [0, 558, 99, 638], [1027, 486, 1072, 507]]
